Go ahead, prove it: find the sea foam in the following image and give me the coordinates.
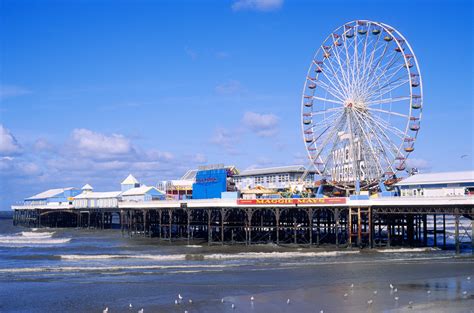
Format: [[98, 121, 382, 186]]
[[0, 231, 68, 247]]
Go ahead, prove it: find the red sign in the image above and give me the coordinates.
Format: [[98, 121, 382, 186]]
[[237, 198, 346, 205]]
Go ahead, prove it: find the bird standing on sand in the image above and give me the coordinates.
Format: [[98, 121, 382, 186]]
[[373, 290, 378, 295], [394, 296, 399, 301], [427, 290, 431, 295], [178, 294, 183, 300], [367, 299, 373, 306], [390, 284, 394, 289], [350, 283, 354, 289], [231, 303, 235, 309], [138, 309, 144, 313], [394, 288, 398, 293], [408, 301, 414, 309], [343, 293, 348, 298], [174, 300, 179, 305], [188, 299, 193, 304], [129, 303, 133, 309], [103, 307, 109, 313], [462, 291, 468, 296], [467, 276, 471, 281], [221, 298, 225, 303], [287, 299, 291, 304]]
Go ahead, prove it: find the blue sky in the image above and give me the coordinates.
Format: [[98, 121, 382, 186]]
[[0, 0, 472, 209]]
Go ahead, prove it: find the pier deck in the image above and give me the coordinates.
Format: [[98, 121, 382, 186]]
[[12, 196, 474, 252]]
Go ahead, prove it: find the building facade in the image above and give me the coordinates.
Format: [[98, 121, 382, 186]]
[[396, 171, 474, 197], [233, 165, 317, 192]]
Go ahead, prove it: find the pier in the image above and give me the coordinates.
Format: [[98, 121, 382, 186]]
[[12, 196, 474, 252]]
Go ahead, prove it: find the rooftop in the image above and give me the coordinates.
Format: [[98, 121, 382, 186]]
[[180, 165, 238, 180], [74, 191, 122, 199], [181, 169, 198, 180], [26, 187, 76, 200], [121, 186, 163, 196], [236, 165, 315, 177], [121, 174, 139, 185], [82, 184, 93, 190], [395, 171, 474, 186]]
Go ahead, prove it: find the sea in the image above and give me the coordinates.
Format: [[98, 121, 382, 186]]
[[0, 218, 473, 313]]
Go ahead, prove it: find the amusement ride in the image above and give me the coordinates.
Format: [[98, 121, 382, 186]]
[[301, 20, 423, 191]]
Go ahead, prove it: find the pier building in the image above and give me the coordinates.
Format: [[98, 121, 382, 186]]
[[24, 187, 81, 206], [233, 165, 317, 194], [396, 171, 474, 197], [192, 165, 238, 199], [121, 186, 165, 202], [157, 180, 193, 200]]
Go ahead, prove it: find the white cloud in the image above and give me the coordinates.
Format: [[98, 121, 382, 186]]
[[193, 153, 208, 164], [215, 80, 243, 95], [71, 128, 134, 160], [406, 158, 431, 171], [184, 46, 198, 60], [242, 111, 279, 137], [245, 156, 275, 170], [0, 85, 31, 100], [34, 138, 54, 152], [0, 157, 42, 178], [232, 0, 283, 11], [0, 125, 22, 156], [215, 51, 231, 59], [210, 127, 241, 155]]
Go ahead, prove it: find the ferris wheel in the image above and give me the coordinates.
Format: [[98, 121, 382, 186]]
[[301, 20, 423, 190]]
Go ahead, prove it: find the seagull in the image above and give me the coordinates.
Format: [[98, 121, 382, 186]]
[[468, 276, 471, 280], [174, 299, 179, 305], [287, 298, 291, 304], [427, 290, 431, 295], [221, 298, 225, 303], [178, 294, 183, 300], [103, 307, 109, 313], [462, 291, 468, 296], [367, 299, 373, 305], [250, 296, 254, 302], [231, 303, 235, 309], [394, 296, 399, 301], [408, 301, 414, 309], [350, 283, 354, 288], [138, 309, 144, 313], [390, 283, 394, 289], [188, 299, 193, 304], [373, 290, 378, 295], [320, 310, 324, 313], [344, 293, 348, 298], [185, 311, 188, 313], [394, 288, 398, 293]]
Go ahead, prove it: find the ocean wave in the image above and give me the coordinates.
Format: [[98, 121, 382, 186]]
[[376, 247, 440, 253], [60, 254, 187, 261], [59, 251, 359, 262], [0, 231, 69, 246], [0, 264, 234, 274], [21, 231, 55, 238], [0, 237, 71, 245], [205, 251, 360, 260]]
